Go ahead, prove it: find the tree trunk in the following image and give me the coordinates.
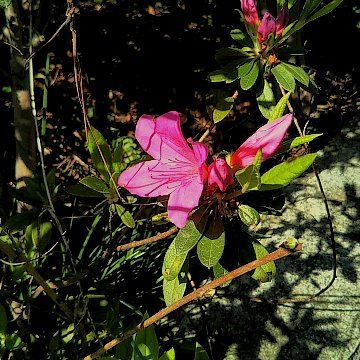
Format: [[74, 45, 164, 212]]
[[5, 4, 36, 186]]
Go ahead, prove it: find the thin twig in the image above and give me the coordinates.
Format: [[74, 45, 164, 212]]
[[83, 244, 302, 360], [115, 227, 178, 252]]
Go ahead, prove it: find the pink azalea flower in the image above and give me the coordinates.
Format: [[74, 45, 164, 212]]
[[208, 158, 234, 192], [276, 4, 289, 36], [230, 114, 293, 169], [241, 0, 259, 26], [118, 111, 209, 228], [257, 12, 276, 44]]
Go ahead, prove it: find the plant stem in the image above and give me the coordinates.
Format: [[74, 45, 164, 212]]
[[83, 244, 302, 360]]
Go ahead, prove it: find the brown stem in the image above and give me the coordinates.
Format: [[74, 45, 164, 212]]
[[115, 227, 178, 252], [84, 244, 302, 360]]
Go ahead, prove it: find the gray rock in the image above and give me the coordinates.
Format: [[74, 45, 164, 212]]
[[201, 118, 360, 359]]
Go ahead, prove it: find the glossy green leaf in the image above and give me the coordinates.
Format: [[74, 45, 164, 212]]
[[257, 80, 276, 119], [163, 263, 187, 306], [87, 126, 112, 181], [269, 91, 291, 122], [67, 183, 105, 198], [283, 63, 310, 86], [240, 61, 259, 90], [159, 348, 176, 360], [271, 63, 296, 93], [80, 176, 109, 193], [134, 315, 159, 360], [237, 61, 253, 78], [278, 134, 323, 153], [213, 97, 234, 123], [197, 231, 225, 268], [213, 262, 231, 287], [307, 0, 344, 23], [162, 221, 200, 281], [260, 153, 318, 191], [115, 204, 135, 229], [194, 343, 210, 360], [238, 205, 260, 226], [252, 241, 276, 282]]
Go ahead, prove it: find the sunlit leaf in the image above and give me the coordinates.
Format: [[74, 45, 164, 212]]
[[260, 153, 318, 190], [252, 241, 276, 282], [271, 63, 296, 93], [269, 91, 291, 122], [257, 80, 276, 119]]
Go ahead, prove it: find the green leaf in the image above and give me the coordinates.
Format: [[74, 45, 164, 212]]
[[31, 221, 53, 252], [213, 262, 231, 287], [215, 47, 250, 64], [238, 60, 254, 78], [282, 63, 309, 86], [252, 241, 276, 282], [162, 221, 200, 281], [271, 63, 296, 93], [80, 176, 110, 193], [115, 337, 133, 360], [269, 91, 291, 122], [46, 168, 56, 193], [197, 231, 225, 268], [238, 205, 260, 226], [260, 153, 318, 191], [235, 149, 262, 192], [194, 342, 210, 360], [5, 333, 23, 350], [229, 29, 252, 47], [87, 126, 112, 181], [67, 184, 105, 198], [163, 263, 187, 306], [240, 61, 259, 90], [4, 211, 36, 232], [212, 96, 234, 123], [112, 141, 124, 174], [301, 0, 323, 19], [159, 348, 176, 360], [307, 0, 344, 23], [257, 80, 276, 119], [0, 304, 7, 335], [278, 134, 323, 153], [115, 204, 135, 228], [134, 315, 159, 360], [0, 0, 12, 8]]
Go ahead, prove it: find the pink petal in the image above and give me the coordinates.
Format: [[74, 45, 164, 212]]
[[191, 140, 209, 166], [231, 114, 293, 168], [241, 0, 259, 26], [258, 12, 276, 43], [167, 177, 204, 228], [276, 4, 289, 36], [118, 160, 181, 197], [208, 158, 234, 192], [135, 111, 196, 166]]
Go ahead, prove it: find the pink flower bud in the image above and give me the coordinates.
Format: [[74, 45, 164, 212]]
[[241, 0, 259, 26], [208, 158, 234, 192], [257, 12, 276, 44], [276, 4, 289, 36]]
